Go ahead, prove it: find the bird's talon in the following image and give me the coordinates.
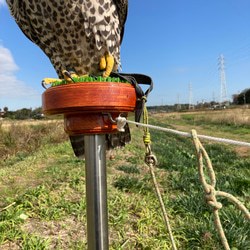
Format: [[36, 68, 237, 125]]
[[62, 70, 76, 82], [41, 80, 47, 89]]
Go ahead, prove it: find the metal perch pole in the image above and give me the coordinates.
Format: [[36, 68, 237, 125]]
[[42, 81, 136, 249], [84, 134, 109, 250]]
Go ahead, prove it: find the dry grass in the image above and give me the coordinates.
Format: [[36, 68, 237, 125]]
[[155, 108, 250, 125], [199, 108, 250, 125], [0, 120, 68, 161], [1, 119, 61, 129]]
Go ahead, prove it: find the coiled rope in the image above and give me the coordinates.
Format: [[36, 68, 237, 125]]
[[191, 129, 250, 250], [115, 115, 250, 250]]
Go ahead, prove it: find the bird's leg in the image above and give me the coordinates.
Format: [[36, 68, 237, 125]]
[[43, 53, 114, 87], [101, 54, 114, 78]]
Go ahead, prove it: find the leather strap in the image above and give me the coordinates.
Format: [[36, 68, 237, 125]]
[[110, 72, 153, 122]]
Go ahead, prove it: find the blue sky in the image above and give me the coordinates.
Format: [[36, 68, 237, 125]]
[[0, 0, 250, 110]]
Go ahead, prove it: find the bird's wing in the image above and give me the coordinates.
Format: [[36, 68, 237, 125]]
[[7, 0, 127, 71], [6, 0, 42, 46], [113, 0, 129, 44]]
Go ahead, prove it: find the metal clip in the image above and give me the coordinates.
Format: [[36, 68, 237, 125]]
[[105, 113, 127, 132], [145, 145, 157, 166], [116, 115, 126, 132], [105, 113, 116, 124]]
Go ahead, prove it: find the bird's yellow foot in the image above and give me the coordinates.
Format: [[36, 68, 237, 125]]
[[42, 70, 88, 88], [42, 71, 75, 86], [100, 54, 114, 78], [42, 78, 63, 86], [62, 70, 81, 82]]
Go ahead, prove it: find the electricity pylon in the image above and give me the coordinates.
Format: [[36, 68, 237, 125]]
[[218, 54, 229, 106], [177, 93, 181, 110], [189, 82, 195, 110]]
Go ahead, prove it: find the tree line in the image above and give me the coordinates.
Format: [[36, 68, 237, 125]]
[[1, 107, 44, 120], [232, 88, 250, 105]]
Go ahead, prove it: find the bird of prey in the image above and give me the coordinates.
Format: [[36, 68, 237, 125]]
[[7, 0, 130, 159]]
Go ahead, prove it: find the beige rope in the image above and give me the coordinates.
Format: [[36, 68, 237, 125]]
[[116, 117, 250, 147], [114, 116, 250, 248], [191, 129, 250, 250], [145, 158, 177, 250], [141, 105, 177, 249]]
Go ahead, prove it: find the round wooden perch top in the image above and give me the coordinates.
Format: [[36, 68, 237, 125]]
[[42, 82, 136, 135]]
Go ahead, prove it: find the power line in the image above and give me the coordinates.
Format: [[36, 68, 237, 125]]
[[203, 41, 250, 81], [204, 63, 219, 80]]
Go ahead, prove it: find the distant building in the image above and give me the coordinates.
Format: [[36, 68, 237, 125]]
[[34, 113, 45, 119]]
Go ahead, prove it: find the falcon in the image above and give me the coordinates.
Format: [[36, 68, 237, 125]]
[[7, 0, 130, 159]]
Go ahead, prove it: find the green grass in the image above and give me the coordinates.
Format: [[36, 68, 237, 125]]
[[117, 165, 140, 174], [0, 113, 249, 249], [51, 76, 129, 87]]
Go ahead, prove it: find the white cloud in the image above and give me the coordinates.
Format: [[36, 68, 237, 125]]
[[0, 44, 40, 100], [0, 45, 19, 72], [0, 0, 6, 7]]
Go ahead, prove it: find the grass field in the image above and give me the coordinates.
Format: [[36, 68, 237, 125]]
[[0, 108, 249, 249]]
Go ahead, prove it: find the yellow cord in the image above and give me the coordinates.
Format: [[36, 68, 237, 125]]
[[142, 100, 151, 146]]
